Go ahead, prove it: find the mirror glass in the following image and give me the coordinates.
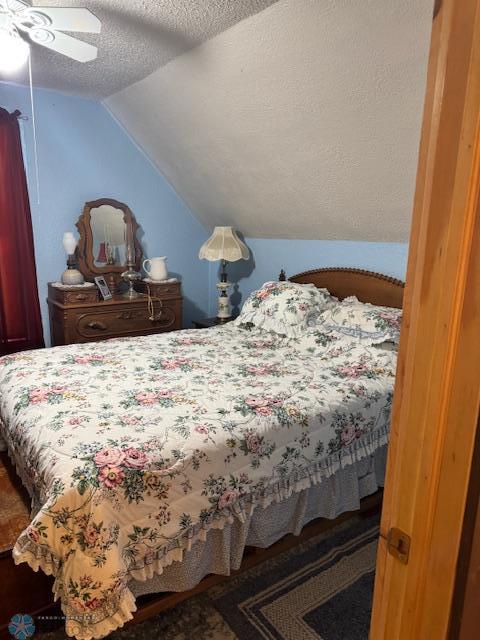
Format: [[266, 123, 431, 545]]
[[90, 204, 127, 267]]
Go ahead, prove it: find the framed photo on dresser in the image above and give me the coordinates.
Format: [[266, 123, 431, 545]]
[[94, 276, 112, 300]]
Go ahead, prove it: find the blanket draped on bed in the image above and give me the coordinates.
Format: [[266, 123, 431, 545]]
[[0, 325, 396, 639]]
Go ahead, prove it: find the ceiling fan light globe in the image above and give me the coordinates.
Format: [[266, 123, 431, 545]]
[[0, 29, 29, 73]]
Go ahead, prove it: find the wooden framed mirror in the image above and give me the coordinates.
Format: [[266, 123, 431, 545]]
[[76, 198, 142, 293]]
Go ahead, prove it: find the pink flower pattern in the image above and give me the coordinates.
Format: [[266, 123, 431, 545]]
[[123, 447, 148, 469], [245, 433, 260, 453], [194, 425, 209, 435], [94, 448, 125, 468], [135, 392, 157, 405], [0, 317, 396, 640], [218, 489, 240, 509], [98, 466, 125, 488]]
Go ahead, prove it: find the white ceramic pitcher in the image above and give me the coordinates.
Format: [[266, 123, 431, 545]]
[[143, 256, 168, 281]]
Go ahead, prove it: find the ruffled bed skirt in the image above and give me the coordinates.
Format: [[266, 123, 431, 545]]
[[130, 445, 386, 597]]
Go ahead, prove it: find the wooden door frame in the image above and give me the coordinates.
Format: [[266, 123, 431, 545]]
[[370, 0, 480, 638]]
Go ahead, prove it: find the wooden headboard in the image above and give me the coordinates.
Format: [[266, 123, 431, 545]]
[[279, 268, 404, 309]]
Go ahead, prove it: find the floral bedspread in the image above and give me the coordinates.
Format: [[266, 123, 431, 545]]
[[0, 324, 396, 639]]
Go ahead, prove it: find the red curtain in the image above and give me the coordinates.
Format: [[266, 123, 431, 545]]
[[0, 107, 44, 355]]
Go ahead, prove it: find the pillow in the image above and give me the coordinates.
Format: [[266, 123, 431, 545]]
[[235, 281, 336, 337], [312, 296, 402, 345]]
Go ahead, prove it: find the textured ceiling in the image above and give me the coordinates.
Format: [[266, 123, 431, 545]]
[[106, 0, 434, 241], [0, 0, 278, 97]]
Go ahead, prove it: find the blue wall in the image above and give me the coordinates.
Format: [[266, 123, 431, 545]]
[[210, 238, 409, 315], [0, 82, 210, 345]]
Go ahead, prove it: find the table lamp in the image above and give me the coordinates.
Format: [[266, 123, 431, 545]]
[[61, 232, 84, 285], [199, 226, 249, 320]]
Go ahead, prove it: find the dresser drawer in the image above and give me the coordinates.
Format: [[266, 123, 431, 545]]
[[135, 281, 181, 299], [48, 283, 99, 305], [64, 290, 99, 304], [74, 303, 180, 339]]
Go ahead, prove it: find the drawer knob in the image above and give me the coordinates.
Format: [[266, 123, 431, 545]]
[[87, 321, 107, 331], [74, 294, 88, 301]]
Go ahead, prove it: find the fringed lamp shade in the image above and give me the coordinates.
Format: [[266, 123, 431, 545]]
[[198, 227, 249, 262]]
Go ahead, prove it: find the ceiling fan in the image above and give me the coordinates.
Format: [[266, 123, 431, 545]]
[[0, 0, 101, 69]]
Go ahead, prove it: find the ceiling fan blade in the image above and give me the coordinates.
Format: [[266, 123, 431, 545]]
[[24, 7, 101, 33], [28, 28, 98, 62], [2, 0, 28, 12]]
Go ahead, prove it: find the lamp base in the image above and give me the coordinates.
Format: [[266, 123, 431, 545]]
[[216, 280, 231, 320], [61, 268, 84, 286], [121, 265, 141, 299], [122, 284, 141, 299], [217, 310, 231, 321]]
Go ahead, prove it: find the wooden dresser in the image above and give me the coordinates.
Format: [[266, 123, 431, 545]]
[[47, 281, 182, 346]]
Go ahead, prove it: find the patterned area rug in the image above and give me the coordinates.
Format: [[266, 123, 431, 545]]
[[210, 515, 378, 640], [36, 514, 379, 639]]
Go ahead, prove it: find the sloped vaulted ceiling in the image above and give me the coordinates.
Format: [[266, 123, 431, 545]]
[[105, 0, 434, 241]]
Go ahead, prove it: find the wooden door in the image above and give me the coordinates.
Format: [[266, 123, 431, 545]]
[[369, 0, 480, 638]]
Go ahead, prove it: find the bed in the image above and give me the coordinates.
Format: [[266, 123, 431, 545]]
[[0, 268, 403, 639]]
